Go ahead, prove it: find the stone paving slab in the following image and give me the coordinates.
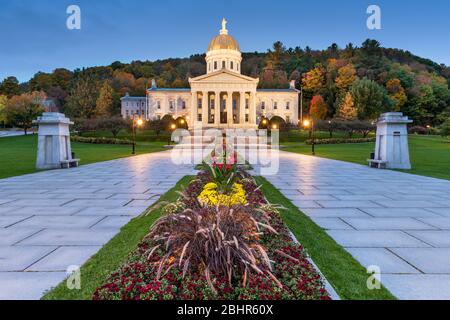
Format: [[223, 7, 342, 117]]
[[381, 275, 450, 300], [0, 151, 194, 299], [0, 272, 68, 300], [27, 246, 102, 272], [0, 246, 57, 271], [260, 150, 450, 299], [346, 248, 420, 274], [391, 248, 450, 273]]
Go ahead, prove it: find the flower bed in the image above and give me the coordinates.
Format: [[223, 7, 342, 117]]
[[93, 169, 330, 300]]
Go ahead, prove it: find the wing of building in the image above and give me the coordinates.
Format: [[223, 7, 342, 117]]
[[121, 19, 299, 129]]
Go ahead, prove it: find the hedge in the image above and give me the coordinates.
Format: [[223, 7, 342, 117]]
[[71, 136, 134, 145], [305, 137, 376, 145]]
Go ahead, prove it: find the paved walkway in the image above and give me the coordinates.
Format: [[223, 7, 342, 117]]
[[0, 152, 195, 300], [260, 151, 450, 300]]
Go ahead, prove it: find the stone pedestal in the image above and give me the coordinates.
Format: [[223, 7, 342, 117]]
[[34, 113, 74, 170], [374, 112, 413, 170]]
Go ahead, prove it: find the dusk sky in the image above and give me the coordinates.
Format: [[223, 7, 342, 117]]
[[1, 0, 450, 82]]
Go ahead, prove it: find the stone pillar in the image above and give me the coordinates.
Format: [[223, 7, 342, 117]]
[[34, 113, 74, 170], [202, 91, 209, 126], [214, 91, 220, 126], [239, 92, 246, 125], [227, 91, 233, 125], [374, 112, 413, 169]]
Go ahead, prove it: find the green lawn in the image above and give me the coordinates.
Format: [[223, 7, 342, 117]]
[[42, 176, 194, 300], [255, 176, 396, 300], [282, 135, 450, 180], [0, 134, 166, 179]]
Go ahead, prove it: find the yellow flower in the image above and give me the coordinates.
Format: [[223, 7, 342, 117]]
[[198, 183, 247, 207]]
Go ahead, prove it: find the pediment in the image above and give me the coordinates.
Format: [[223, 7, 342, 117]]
[[190, 70, 259, 84]]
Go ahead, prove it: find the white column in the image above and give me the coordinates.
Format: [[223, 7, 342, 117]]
[[190, 91, 197, 127], [202, 91, 208, 126], [250, 92, 257, 125], [214, 91, 220, 127], [239, 92, 246, 125], [227, 91, 233, 125]]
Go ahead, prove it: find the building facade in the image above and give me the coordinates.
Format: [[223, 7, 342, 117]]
[[121, 19, 299, 128]]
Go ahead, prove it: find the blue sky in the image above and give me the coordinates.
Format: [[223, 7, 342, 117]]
[[1, 0, 449, 82]]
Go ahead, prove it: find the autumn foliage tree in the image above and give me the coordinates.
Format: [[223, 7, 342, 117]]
[[302, 66, 325, 93], [5, 91, 45, 134], [337, 92, 358, 120], [96, 80, 115, 117], [309, 95, 328, 120], [386, 78, 407, 111], [335, 64, 358, 91]]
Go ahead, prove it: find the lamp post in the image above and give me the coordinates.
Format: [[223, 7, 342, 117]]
[[168, 123, 177, 146], [132, 116, 144, 155], [303, 119, 315, 155]]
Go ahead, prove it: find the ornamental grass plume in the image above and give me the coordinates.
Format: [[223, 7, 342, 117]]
[[147, 206, 280, 293]]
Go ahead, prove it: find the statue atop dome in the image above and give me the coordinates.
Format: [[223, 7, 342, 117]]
[[220, 18, 228, 35]]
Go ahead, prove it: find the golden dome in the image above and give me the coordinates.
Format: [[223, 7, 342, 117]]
[[208, 34, 240, 52]]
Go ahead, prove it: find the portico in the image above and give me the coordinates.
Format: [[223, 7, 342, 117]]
[[189, 70, 259, 128]]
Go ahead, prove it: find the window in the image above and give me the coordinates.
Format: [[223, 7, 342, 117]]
[[245, 99, 249, 109], [170, 101, 174, 109], [245, 114, 249, 122], [274, 102, 278, 110], [214, 61, 217, 70], [198, 114, 202, 121], [182, 101, 186, 109], [222, 61, 226, 69], [233, 99, 237, 110], [221, 99, 226, 109], [157, 101, 161, 109], [198, 98, 202, 109], [210, 99, 215, 109], [286, 102, 290, 110], [141, 110, 145, 116], [261, 101, 265, 110], [231, 61, 234, 70], [126, 110, 129, 116]]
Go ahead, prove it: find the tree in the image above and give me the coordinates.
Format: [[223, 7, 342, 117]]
[[98, 117, 128, 138], [350, 78, 388, 120], [0, 95, 7, 127], [0, 76, 21, 98], [96, 80, 114, 117], [65, 74, 99, 119], [386, 78, 407, 111], [440, 118, 450, 137], [302, 66, 325, 93], [335, 64, 358, 91], [309, 95, 328, 120], [337, 92, 358, 120], [5, 92, 45, 134]]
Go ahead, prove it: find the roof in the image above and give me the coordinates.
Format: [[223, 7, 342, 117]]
[[120, 96, 146, 100], [147, 88, 191, 92], [257, 89, 299, 93], [208, 34, 240, 52]]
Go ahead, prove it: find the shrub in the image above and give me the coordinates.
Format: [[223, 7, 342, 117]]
[[71, 136, 133, 145], [408, 126, 428, 135], [147, 205, 279, 293], [305, 137, 376, 145], [441, 119, 450, 137]]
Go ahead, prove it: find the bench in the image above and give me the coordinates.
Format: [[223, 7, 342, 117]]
[[61, 159, 80, 169], [367, 159, 388, 169]]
